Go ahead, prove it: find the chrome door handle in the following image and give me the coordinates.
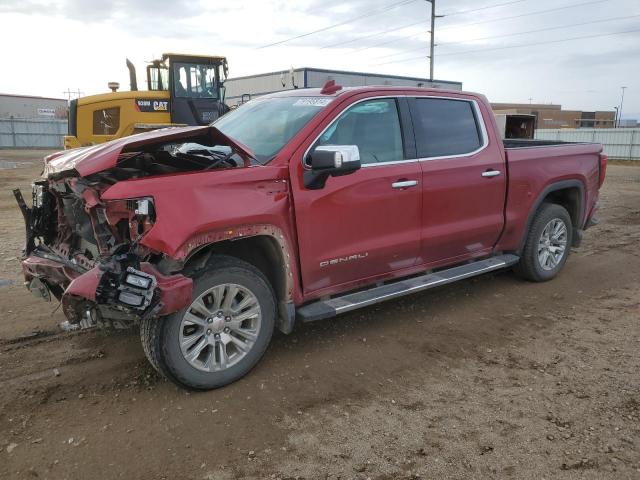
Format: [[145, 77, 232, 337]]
[[481, 170, 501, 178], [392, 180, 418, 189]]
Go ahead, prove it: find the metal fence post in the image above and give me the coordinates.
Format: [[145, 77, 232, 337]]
[[630, 130, 636, 160], [10, 115, 16, 147]]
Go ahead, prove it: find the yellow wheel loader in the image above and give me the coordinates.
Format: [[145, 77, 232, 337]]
[[64, 53, 229, 148]]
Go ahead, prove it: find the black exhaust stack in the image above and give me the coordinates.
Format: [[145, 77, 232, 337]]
[[126, 58, 138, 91]]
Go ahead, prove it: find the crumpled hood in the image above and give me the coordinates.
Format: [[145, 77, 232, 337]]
[[44, 125, 255, 178]]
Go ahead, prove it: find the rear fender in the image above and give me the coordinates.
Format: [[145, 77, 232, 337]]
[[517, 179, 585, 254]]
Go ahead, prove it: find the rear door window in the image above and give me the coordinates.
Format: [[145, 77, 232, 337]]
[[411, 98, 483, 158]]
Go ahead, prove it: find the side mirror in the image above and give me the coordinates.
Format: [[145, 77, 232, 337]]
[[304, 145, 361, 189]]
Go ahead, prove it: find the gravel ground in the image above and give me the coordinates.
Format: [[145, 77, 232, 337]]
[[0, 154, 638, 480]]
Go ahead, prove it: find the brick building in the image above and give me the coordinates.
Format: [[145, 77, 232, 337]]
[[491, 102, 615, 129]]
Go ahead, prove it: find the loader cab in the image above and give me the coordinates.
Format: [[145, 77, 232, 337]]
[[63, 53, 229, 149], [159, 53, 229, 125]]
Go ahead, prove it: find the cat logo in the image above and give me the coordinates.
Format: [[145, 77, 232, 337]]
[[153, 101, 168, 111], [135, 99, 170, 112]]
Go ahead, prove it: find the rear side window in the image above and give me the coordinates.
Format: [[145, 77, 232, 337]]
[[412, 98, 482, 158]]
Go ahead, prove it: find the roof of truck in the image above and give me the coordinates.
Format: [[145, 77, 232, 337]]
[[263, 85, 482, 100]]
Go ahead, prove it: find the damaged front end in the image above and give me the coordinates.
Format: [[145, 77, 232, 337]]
[[11, 127, 251, 330], [14, 175, 192, 330]]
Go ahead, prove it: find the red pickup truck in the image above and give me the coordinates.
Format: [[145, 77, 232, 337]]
[[14, 83, 607, 390]]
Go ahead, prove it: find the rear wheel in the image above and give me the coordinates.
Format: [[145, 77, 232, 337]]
[[515, 203, 573, 282], [141, 255, 275, 390]]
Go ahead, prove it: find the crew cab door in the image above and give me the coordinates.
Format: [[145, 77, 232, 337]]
[[291, 97, 422, 295], [408, 96, 506, 265]]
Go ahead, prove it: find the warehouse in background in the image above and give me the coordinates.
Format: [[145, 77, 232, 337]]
[[223, 67, 462, 106], [0, 93, 68, 148]]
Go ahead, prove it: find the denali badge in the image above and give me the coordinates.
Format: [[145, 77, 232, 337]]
[[320, 253, 368, 268]]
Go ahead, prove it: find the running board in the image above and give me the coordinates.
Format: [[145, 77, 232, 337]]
[[297, 254, 520, 322]]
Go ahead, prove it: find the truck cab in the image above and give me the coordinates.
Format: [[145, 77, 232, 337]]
[[64, 53, 229, 149]]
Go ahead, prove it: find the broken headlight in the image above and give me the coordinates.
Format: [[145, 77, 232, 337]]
[[125, 270, 152, 289], [103, 197, 156, 244], [117, 267, 157, 309], [125, 197, 155, 218]]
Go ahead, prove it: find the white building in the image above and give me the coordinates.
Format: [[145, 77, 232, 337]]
[[224, 67, 462, 107], [0, 93, 67, 120]]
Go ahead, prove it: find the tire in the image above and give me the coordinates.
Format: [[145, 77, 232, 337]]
[[515, 203, 573, 282], [140, 255, 276, 390]]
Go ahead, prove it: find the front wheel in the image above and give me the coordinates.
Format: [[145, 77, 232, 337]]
[[141, 256, 276, 390], [514, 203, 573, 282]]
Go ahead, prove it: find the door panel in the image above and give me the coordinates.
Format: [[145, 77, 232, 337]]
[[295, 163, 422, 293], [409, 97, 506, 265], [292, 97, 422, 294], [419, 155, 505, 264]]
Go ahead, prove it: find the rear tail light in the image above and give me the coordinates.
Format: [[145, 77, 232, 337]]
[[598, 153, 608, 187]]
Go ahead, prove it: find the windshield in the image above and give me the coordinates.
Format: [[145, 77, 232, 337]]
[[213, 96, 331, 162], [173, 62, 218, 99]]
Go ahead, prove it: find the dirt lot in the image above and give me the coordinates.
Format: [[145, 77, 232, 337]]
[[0, 150, 639, 480]]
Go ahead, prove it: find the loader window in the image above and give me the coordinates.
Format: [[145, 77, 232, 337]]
[[173, 62, 218, 99], [149, 67, 169, 91], [92, 107, 120, 136]]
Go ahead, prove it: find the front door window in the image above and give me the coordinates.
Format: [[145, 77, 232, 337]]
[[315, 98, 405, 165]]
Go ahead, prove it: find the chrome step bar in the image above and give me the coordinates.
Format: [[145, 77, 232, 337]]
[[297, 254, 520, 322]]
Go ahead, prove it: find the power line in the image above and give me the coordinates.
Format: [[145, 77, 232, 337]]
[[438, 0, 526, 17], [438, 13, 639, 45], [375, 27, 640, 65], [373, 13, 639, 60], [357, 0, 611, 64], [366, 0, 610, 57], [352, 29, 430, 53], [439, 27, 640, 56], [322, 0, 528, 51], [438, 0, 608, 31], [320, 19, 425, 49], [256, 0, 419, 49]]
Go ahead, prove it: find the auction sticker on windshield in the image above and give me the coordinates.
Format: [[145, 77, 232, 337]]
[[293, 98, 333, 107]]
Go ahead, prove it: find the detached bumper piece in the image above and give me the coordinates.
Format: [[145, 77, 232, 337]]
[[13, 188, 35, 254]]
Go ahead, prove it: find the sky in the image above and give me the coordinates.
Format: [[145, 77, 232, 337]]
[[1, 0, 639, 118]]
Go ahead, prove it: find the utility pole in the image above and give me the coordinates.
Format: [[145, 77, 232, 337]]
[[62, 88, 84, 101], [426, 1, 444, 81], [429, 0, 435, 81], [618, 86, 627, 127]]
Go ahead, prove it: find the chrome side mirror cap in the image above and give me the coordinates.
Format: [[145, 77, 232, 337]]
[[304, 145, 362, 189]]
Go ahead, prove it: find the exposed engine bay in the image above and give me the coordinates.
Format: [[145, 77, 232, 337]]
[[89, 140, 249, 184], [13, 131, 251, 330]]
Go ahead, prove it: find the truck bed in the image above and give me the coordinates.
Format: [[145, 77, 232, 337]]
[[503, 139, 577, 148]]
